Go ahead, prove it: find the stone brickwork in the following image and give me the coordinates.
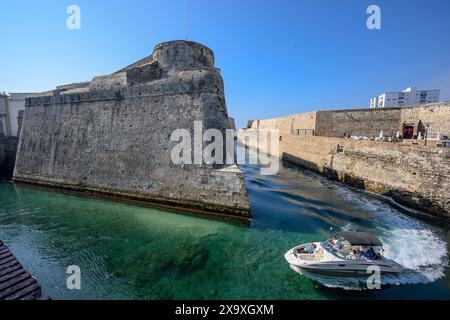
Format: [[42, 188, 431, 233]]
[[316, 103, 450, 138], [315, 108, 400, 137], [14, 41, 250, 218], [238, 129, 450, 219], [249, 103, 450, 139], [17, 110, 24, 138], [248, 111, 317, 135]]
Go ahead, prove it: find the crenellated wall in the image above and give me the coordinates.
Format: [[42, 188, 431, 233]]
[[14, 41, 250, 219]]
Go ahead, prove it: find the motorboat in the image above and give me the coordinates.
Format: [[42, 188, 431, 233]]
[[285, 232, 405, 278]]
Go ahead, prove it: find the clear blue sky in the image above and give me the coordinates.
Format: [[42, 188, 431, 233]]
[[1, 0, 449, 128]]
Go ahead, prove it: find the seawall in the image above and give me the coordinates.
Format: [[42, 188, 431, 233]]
[[13, 41, 250, 219], [238, 129, 450, 219]]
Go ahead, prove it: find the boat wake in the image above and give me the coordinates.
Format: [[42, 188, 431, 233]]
[[299, 187, 449, 291], [380, 227, 447, 285]]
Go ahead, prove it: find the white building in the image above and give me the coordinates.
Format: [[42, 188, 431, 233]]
[[370, 87, 440, 109], [0, 92, 37, 137], [370, 97, 378, 109]]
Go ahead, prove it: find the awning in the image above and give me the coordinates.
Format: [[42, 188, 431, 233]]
[[336, 232, 382, 246]]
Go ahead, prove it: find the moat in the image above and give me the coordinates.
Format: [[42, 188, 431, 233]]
[[1, 146, 449, 299]]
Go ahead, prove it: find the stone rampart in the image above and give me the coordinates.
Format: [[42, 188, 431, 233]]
[[14, 41, 250, 219]]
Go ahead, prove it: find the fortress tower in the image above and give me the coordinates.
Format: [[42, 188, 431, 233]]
[[13, 40, 250, 218]]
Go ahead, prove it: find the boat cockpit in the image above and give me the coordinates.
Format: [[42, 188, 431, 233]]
[[294, 232, 385, 262], [320, 236, 383, 261]]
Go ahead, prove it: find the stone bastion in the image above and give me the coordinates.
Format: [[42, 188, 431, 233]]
[[13, 40, 250, 219]]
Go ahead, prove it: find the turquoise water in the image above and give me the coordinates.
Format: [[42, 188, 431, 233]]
[[1, 146, 450, 299]]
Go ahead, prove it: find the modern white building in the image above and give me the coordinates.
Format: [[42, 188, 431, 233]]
[[0, 92, 37, 137], [370, 87, 440, 109]]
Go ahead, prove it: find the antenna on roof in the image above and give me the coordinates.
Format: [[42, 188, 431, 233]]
[[185, 0, 188, 40]]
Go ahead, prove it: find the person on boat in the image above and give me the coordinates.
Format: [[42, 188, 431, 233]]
[[297, 243, 316, 254], [306, 243, 317, 254], [330, 235, 337, 245], [332, 240, 342, 252], [346, 250, 357, 260], [364, 247, 376, 260]]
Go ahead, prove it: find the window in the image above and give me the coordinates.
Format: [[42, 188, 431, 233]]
[[0, 120, 4, 137]]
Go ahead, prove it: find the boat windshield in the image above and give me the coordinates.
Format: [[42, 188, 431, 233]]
[[321, 239, 350, 259], [321, 237, 383, 261]]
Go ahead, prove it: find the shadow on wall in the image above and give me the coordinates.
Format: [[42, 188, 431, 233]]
[[281, 152, 367, 187], [0, 137, 18, 178], [280, 152, 444, 220]]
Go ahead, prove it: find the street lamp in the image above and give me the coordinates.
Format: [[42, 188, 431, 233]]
[[425, 123, 430, 146]]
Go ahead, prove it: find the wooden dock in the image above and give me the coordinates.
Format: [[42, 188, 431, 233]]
[[0, 240, 45, 300]]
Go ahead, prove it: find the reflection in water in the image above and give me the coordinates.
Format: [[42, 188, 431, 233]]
[[0, 145, 449, 299]]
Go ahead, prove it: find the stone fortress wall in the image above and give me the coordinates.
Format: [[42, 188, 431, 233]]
[[241, 103, 450, 219], [249, 103, 450, 138], [14, 41, 250, 218]]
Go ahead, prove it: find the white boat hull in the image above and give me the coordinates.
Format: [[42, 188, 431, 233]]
[[285, 243, 404, 279]]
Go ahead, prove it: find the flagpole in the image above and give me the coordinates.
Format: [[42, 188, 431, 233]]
[[185, 0, 188, 40]]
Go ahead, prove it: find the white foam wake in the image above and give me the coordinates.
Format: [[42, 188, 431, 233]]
[[380, 228, 447, 284], [304, 186, 449, 290]]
